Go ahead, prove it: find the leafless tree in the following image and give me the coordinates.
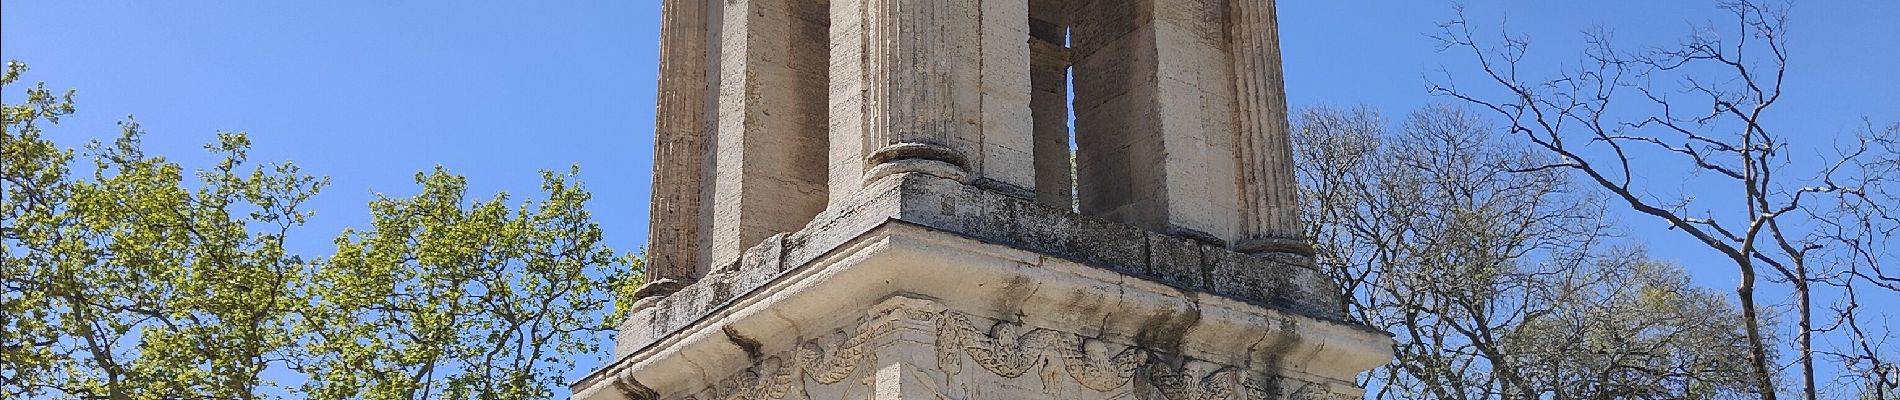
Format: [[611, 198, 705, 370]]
[[1295, 104, 1761, 399], [1427, 1, 1898, 398]]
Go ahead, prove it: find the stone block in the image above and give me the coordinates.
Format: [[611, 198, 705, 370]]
[[1203, 246, 1281, 313], [1145, 232, 1207, 290], [1061, 216, 1153, 278]]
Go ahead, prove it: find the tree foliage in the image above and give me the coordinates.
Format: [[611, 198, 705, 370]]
[[1, 61, 642, 400], [295, 167, 632, 400], [3, 60, 324, 399]]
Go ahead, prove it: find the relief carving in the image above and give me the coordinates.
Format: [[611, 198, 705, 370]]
[[794, 326, 876, 385], [685, 307, 1338, 400], [711, 357, 793, 400], [935, 311, 1066, 378], [1060, 337, 1149, 392], [934, 310, 1272, 398], [1287, 383, 1357, 400], [1148, 366, 1271, 400], [692, 304, 905, 399]]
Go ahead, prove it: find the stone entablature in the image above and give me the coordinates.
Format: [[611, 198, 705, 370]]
[[572, 192, 1390, 399], [601, 296, 1368, 400], [616, 175, 1344, 363]]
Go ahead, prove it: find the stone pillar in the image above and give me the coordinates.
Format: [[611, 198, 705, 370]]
[[825, 0, 867, 207], [1029, 0, 1073, 210], [581, 2, 1396, 399], [1072, 0, 1242, 244], [643, 0, 712, 287], [831, 0, 1034, 196], [707, 0, 831, 269], [1227, 0, 1308, 255], [974, 0, 1036, 197]]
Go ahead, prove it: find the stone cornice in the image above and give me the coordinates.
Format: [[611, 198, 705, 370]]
[[573, 175, 1393, 399]]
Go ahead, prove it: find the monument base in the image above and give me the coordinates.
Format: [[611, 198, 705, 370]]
[[572, 174, 1391, 400]]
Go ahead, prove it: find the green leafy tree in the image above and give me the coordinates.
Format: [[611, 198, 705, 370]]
[[3, 60, 326, 399], [2, 61, 643, 399], [294, 167, 636, 400]]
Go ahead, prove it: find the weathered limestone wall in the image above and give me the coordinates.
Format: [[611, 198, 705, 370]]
[[707, 0, 831, 270], [974, 0, 1037, 197], [824, 0, 867, 208], [1071, 0, 1242, 245]]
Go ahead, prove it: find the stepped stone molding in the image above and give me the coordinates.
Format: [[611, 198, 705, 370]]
[[574, 173, 1390, 400], [611, 173, 1347, 364], [604, 295, 1367, 400]]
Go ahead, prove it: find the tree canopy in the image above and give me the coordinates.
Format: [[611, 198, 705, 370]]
[[1, 61, 644, 400]]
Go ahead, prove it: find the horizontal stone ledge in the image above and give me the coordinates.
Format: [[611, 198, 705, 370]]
[[612, 173, 1357, 361], [576, 222, 1392, 400]]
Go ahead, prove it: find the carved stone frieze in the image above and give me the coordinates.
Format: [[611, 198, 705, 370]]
[[678, 304, 1355, 400], [710, 357, 793, 400], [933, 310, 1285, 399], [1286, 383, 1359, 400], [1148, 366, 1270, 400], [935, 311, 1069, 378], [1061, 337, 1150, 392]]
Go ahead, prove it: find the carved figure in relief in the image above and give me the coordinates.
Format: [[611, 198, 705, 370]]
[[1147, 366, 1270, 400], [712, 357, 794, 400], [935, 312, 1065, 378], [1060, 336, 1149, 392], [794, 327, 876, 385], [1287, 383, 1357, 400]]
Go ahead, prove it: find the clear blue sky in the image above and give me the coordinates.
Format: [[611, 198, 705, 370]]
[[5, 0, 1896, 395]]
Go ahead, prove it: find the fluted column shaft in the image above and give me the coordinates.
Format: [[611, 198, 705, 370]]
[[644, 0, 712, 286], [1227, 0, 1308, 255], [834, 0, 1033, 193]]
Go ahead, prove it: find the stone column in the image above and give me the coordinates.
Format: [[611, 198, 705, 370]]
[[1071, 0, 1242, 244], [1227, 0, 1308, 256], [833, 0, 1033, 196], [643, 0, 712, 288], [707, 0, 831, 269]]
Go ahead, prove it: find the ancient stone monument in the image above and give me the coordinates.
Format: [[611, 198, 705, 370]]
[[571, 0, 1393, 398]]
